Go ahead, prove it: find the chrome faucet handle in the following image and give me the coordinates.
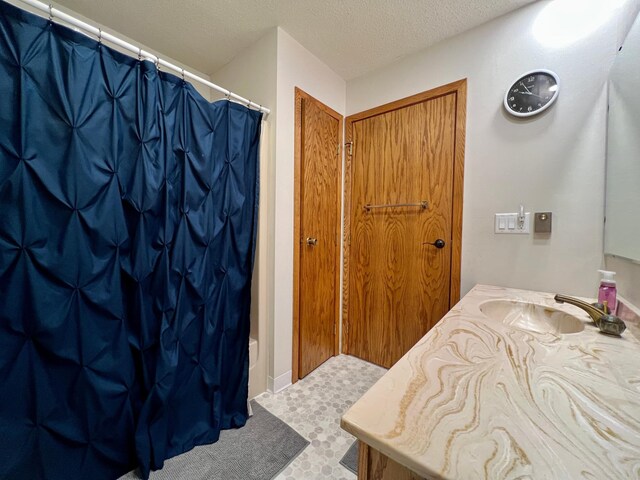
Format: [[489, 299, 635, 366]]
[[597, 314, 627, 336]]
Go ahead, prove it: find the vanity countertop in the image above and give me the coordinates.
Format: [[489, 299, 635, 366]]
[[341, 284, 640, 479]]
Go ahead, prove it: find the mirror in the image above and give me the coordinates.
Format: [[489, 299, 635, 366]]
[[605, 12, 640, 262]]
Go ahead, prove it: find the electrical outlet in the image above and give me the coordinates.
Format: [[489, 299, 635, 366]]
[[495, 212, 530, 234]]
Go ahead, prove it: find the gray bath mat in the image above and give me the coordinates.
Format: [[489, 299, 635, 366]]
[[119, 401, 309, 480], [339, 440, 358, 475]]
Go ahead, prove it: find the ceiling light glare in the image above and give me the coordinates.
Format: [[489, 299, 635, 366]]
[[533, 0, 626, 48]]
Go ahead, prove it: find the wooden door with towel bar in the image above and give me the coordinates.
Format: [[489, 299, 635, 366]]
[[343, 80, 466, 368], [292, 88, 343, 380]]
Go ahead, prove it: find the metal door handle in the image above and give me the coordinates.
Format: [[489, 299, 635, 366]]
[[306, 237, 318, 246], [424, 239, 445, 248]]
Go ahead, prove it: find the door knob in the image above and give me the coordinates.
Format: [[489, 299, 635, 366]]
[[306, 237, 318, 246], [424, 239, 445, 248]]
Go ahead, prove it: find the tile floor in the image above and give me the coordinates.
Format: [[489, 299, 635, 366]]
[[255, 355, 387, 480]]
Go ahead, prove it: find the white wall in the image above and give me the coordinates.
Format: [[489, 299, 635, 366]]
[[271, 28, 346, 391], [210, 30, 278, 398], [347, 0, 638, 299]]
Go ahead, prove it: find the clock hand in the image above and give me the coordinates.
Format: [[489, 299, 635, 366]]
[[520, 83, 546, 98], [518, 91, 544, 98]]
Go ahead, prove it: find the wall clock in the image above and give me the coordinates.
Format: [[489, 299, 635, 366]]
[[504, 69, 559, 117]]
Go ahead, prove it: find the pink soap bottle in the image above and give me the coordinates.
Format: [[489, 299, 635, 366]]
[[597, 270, 617, 313]]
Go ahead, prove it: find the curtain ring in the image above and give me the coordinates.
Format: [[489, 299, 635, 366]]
[[181, 68, 185, 81], [247, 99, 252, 108], [225, 91, 231, 101], [97, 28, 102, 44], [138, 47, 142, 62], [48, 4, 53, 21], [155, 58, 160, 71]]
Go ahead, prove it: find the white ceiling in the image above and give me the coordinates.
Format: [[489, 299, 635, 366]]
[[54, 0, 537, 80]]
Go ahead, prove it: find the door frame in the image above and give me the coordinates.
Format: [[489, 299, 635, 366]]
[[292, 87, 343, 382], [341, 79, 467, 354]]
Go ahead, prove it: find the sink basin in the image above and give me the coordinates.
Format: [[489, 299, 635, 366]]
[[479, 299, 585, 335]]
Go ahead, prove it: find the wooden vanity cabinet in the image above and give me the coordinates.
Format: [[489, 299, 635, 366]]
[[358, 441, 427, 480]]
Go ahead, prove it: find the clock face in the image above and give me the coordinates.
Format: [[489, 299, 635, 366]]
[[504, 70, 559, 117]]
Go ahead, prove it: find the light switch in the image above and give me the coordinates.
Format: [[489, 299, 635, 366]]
[[495, 212, 530, 234]]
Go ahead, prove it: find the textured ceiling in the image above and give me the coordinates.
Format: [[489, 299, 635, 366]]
[[53, 0, 537, 80]]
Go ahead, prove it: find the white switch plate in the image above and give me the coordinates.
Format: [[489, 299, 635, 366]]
[[495, 212, 530, 234]]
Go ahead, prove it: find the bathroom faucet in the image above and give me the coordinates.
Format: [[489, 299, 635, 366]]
[[554, 294, 626, 336]]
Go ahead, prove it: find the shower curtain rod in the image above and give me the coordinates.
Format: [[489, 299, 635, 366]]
[[15, 0, 271, 115]]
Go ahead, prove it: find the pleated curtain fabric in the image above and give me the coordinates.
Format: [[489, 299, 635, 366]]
[[0, 2, 262, 478]]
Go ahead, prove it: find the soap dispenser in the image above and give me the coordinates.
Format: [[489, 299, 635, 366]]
[[597, 270, 617, 313]]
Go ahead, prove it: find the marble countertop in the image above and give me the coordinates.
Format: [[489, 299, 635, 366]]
[[341, 284, 640, 479]]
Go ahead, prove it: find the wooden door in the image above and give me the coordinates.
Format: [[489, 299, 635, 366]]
[[343, 80, 466, 368], [293, 88, 343, 379]]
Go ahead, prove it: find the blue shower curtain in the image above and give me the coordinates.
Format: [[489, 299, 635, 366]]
[[0, 2, 261, 478]]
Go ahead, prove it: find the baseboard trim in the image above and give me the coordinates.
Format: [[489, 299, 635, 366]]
[[268, 370, 292, 393]]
